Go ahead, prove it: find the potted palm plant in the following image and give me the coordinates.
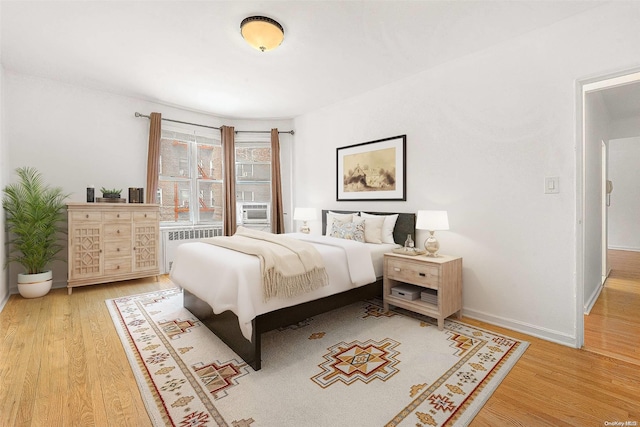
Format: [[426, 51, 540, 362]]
[[2, 167, 69, 298]]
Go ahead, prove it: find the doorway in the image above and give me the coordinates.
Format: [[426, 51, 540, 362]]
[[578, 70, 640, 363]]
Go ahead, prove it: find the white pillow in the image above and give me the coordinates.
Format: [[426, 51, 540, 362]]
[[360, 212, 399, 244], [362, 215, 385, 244], [325, 211, 355, 236]]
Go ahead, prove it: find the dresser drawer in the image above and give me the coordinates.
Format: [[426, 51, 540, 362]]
[[104, 258, 132, 275], [104, 241, 132, 258], [134, 211, 158, 221], [103, 223, 131, 240], [386, 258, 440, 288], [71, 211, 102, 222], [103, 211, 132, 221]]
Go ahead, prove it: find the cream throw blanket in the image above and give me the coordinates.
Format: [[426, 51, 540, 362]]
[[200, 227, 329, 301]]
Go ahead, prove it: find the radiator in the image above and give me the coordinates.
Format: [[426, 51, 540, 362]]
[[161, 226, 222, 273]]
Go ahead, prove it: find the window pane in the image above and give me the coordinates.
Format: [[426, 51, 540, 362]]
[[235, 142, 272, 230], [196, 138, 222, 225], [158, 180, 191, 224], [196, 139, 222, 181], [236, 163, 270, 181], [236, 182, 270, 203], [197, 181, 223, 223], [235, 145, 270, 163], [160, 130, 193, 178]]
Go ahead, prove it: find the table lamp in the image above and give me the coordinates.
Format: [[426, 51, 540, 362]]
[[293, 207, 317, 234], [416, 210, 449, 257]]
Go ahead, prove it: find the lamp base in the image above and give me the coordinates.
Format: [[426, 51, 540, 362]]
[[300, 221, 310, 234], [424, 232, 440, 257]]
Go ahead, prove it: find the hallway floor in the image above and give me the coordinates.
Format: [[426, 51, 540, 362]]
[[583, 249, 640, 365]]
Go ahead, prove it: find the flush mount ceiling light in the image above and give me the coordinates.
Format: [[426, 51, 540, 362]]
[[240, 16, 284, 52]]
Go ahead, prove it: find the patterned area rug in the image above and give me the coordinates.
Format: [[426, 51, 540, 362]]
[[106, 288, 528, 426]]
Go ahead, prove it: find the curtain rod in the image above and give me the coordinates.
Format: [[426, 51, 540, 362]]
[[134, 112, 295, 135]]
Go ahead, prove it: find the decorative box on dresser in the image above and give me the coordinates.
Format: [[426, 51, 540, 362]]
[[383, 252, 463, 330], [67, 203, 160, 295]]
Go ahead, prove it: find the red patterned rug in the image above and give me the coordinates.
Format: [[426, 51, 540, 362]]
[[106, 288, 528, 426]]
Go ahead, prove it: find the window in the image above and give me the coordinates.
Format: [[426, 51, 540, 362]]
[[157, 127, 223, 226], [157, 127, 275, 232], [235, 139, 272, 232]]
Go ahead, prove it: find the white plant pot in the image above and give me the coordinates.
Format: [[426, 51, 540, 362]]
[[17, 271, 53, 299]]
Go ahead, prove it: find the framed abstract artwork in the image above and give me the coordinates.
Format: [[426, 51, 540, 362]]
[[336, 134, 406, 201]]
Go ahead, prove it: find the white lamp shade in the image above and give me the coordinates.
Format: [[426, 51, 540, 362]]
[[294, 207, 317, 221], [416, 210, 449, 231]]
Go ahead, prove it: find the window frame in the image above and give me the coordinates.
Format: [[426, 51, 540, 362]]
[[234, 135, 273, 231], [158, 124, 222, 227]]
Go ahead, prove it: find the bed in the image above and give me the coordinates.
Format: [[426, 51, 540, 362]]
[[170, 210, 416, 370]]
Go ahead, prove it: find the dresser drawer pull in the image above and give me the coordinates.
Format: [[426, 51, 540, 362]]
[[394, 267, 401, 272], [85, 214, 89, 218], [117, 214, 120, 218], [419, 272, 426, 277], [117, 248, 120, 252]]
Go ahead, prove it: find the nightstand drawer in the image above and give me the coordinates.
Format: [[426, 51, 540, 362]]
[[386, 258, 440, 287]]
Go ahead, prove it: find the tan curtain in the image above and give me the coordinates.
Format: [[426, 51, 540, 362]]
[[222, 125, 237, 235], [270, 129, 285, 234], [145, 112, 162, 204]]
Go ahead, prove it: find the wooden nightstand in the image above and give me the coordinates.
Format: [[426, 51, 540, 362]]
[[383, 252, 463, 330]]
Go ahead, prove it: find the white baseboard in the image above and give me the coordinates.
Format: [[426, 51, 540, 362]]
[[463, 308, 577, 347], [0, 291, 9, 313], [608, 245, 640, 252], [584, 282, 604, 315]]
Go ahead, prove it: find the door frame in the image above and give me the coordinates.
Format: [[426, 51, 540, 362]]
[[576, 69, 640, 348]]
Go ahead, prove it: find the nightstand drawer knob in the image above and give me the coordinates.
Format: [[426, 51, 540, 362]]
[[394, 267, 401, 272], [419, 273, 426, 277]]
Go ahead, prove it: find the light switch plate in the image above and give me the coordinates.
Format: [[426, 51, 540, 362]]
[[545, 177, 559, 194]]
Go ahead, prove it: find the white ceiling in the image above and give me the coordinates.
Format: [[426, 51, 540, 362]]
[[1, 1, 608, 120]]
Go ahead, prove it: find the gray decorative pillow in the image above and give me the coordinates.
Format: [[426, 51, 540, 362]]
[[330, 220, 365, 242]]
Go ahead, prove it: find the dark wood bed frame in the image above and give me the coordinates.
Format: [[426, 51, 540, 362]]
[[183, 210, 416, 370]]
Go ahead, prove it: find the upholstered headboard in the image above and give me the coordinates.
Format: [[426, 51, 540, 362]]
[[321, 210, 416, 245]]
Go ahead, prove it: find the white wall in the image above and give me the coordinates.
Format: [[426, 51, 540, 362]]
[[0, 2, 8, 309], [608, 137, 640, 251], [611, 115, 640, 140], [3, 72, 293, 294], [293, 2, 640, 346]]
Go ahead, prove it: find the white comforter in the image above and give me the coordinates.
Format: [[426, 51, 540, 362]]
[[169, 233, 376, 341]]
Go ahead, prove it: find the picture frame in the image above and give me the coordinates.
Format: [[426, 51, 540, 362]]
[[336, 134, 406, 201]]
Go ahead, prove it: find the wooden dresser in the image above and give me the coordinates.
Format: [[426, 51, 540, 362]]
[[67, 203, 160, 294]]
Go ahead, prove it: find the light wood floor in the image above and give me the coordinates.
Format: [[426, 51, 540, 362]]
[[583, 249, 640, 365], [1, 274, 639, 426], [0, 278, 175, 427]]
